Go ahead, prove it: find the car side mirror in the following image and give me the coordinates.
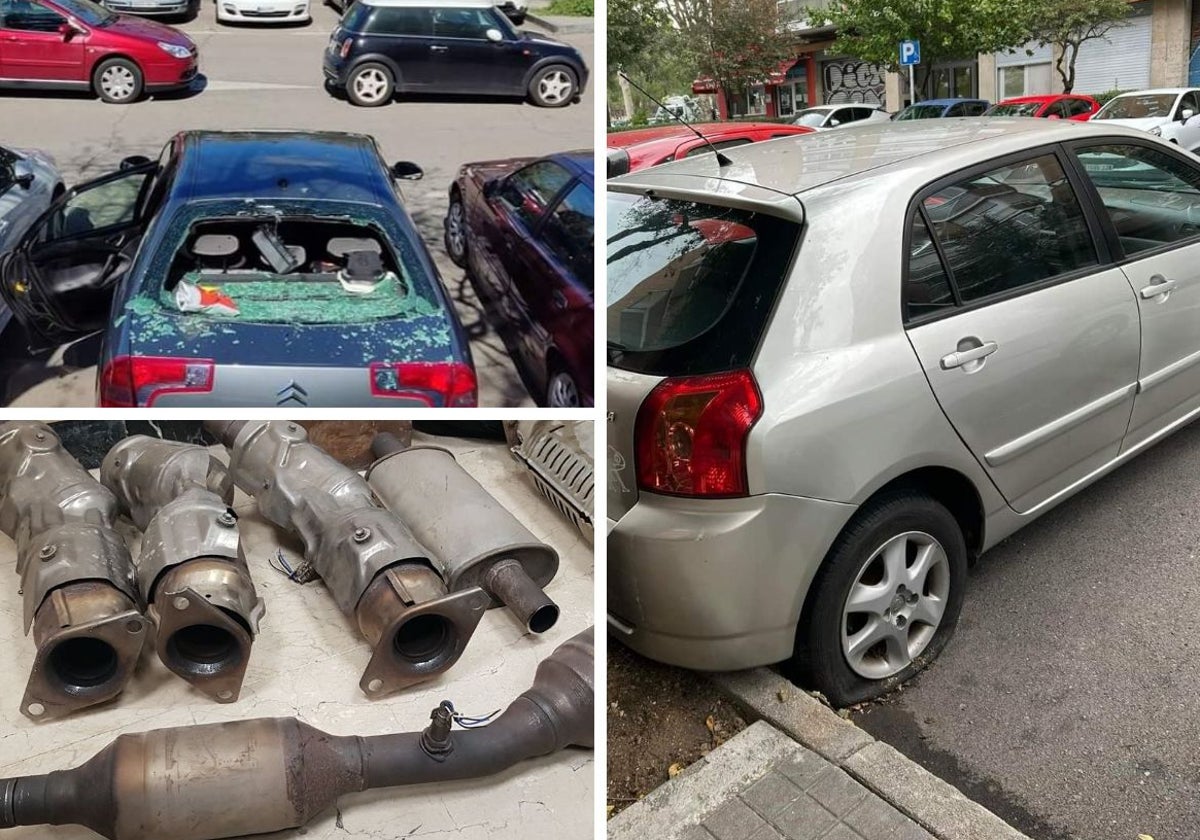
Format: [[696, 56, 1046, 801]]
[[828, 118, 840, 126], [12, 161, 35, 190], [58, 19, 84, 37], [119, 155, 152, 170], [1182, 108, 1196, 122], [390, 161, 423, 180], [485, 27, 503, 42]]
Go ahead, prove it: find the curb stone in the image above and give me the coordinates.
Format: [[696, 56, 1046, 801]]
[[710, 669, 1031, 840]]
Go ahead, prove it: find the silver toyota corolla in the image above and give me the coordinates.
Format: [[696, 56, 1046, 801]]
[[607, 118, 1200, 705]]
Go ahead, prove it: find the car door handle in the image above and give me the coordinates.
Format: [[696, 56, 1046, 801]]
[[552, 290, 568, 310], [940, 341, 998, 370], [1139, 275, 1178, 299], [429, 45, 449, 52]]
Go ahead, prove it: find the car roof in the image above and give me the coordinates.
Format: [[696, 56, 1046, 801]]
[[609, 122, 798, 147], [1114, 88, 1194, 96], [359, 0, 501, 7], [608, 118, 1154, 204], [171, 130, 393, 205], [548, 149, 594, 179]]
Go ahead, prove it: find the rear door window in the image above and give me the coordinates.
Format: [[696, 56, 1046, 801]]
[[607, 192, 801, 375], [367, 6, 431, 35], [499, 160, 573, 229]]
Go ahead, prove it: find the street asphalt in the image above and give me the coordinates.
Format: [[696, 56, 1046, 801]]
[[851, 418, 1200, 840], [0, 3, 593, 406]]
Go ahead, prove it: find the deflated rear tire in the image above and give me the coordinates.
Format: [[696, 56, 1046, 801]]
[[94, 58, 143, 104], [346, 62, 394, 107], [787, 491, 967, 707]]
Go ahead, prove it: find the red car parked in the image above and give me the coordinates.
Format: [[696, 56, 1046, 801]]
[[984, 94, 1100, 121], [0, 0, 197, 104], [607, 122, 814, 177]]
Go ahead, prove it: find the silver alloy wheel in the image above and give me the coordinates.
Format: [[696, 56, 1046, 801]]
[[841, 530, 950, 680], [446, 200, 466, 259], [547, 372, 580, 407], [537, 70, 573, 105], [100, 65, 137, 102], [352, 68, 389, 104]]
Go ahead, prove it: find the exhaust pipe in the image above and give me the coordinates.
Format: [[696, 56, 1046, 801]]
[[0, 422, 146, 721], [0, 626, 594, 840], [100, 436, 264, 703], [206, 420, 488, 697], [368, 433, 561, 634]]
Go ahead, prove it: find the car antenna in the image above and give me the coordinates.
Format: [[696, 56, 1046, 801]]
[[618, 71, 733, 167]]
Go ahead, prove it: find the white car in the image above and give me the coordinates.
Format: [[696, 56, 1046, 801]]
[[792, 103, 891, 131], [216, 0, 310, 24], [1091, 88, 1200, 151], [0, 146, 61, 256]]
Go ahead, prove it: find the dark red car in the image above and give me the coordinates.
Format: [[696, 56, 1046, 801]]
[[445, 150, 593, 407], [984, 94, 1100, 121], [607, 122, 814, 177], [0, 0, 197, 104]]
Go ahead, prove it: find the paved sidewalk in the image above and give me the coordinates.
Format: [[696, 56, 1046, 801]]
[[610, 722, 934, 840]]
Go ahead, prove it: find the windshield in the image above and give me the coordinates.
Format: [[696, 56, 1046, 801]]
[[987, 102, 1041, 117], [897, 104, 946, 120], [54, 0, 116, 25], [793, 109, 831, 127], [607, 191, 800, 376], [1095, 93, 1177, 119]]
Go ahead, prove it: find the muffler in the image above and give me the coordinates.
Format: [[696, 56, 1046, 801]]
[[0, 626, 593, 840], [100, 436, 264, 703], [0, 422, 145, 721], [368, 433, 561, 634], [206, 420, 488, 697]]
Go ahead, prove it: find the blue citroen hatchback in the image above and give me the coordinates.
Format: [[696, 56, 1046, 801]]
[[0, 130, 476, 407]]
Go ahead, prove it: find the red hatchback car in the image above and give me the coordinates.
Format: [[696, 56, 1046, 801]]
[[607, 122, 814, 177], [0, 0, 197, 104], [984, 94, 1100, 121]]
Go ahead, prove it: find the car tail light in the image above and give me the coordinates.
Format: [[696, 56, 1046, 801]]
[[99, 356, 214, 407], [340, 37, 353, 58], [634, 369, 762, 498], [369, 361, 477, 407]]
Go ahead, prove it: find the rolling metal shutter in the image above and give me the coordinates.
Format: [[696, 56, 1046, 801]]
[[1072, 11, 1153, 95]]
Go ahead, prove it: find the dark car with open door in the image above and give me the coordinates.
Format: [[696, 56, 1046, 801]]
[[0, 130, 477, 407], [444, 150, 592, 407]]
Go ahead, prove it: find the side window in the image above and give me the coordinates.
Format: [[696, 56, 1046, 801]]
[[1183, 92, 1200, 116], [368, 7, 432, 35], [1044, 101, 1069, 119], [905, 213, 955, 320], [945, 104, 966, 117], [1074, 143, 1200, 254], [40, 170, 152, 243], [851, 107, 873, 122], [498, 160, 573, 228], [0, 0, 64, 32], [430, 7, 496, 39], [1068, 99, 1093, 117], [541, 182, 594, 288], [964, 102, 988, 116], [920, 153, 1098, 304]]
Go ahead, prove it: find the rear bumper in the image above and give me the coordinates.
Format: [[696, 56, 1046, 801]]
[[608, 491, 855, 670]]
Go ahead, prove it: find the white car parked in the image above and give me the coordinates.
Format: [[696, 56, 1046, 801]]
[[1091, 88, 1200, 151], [792, 103, 891, 131], [216, 0, 310, 24]]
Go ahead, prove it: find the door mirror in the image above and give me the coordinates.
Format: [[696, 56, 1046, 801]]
[[120, 155, 152, 171], [828, 118, 840, 126], [485, 27, 503, 42], [13, 161, 35, 190], [390, 161, 423, 181], [1182, 108, 1196, 122]]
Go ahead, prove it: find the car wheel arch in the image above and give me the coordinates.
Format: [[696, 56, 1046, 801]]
[[88, 51, 140, 78], [347, 54, 403, 87], [521, 59, 580, 92]]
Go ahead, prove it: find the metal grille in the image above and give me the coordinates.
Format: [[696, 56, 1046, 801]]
[[509, 422, 593, 544]]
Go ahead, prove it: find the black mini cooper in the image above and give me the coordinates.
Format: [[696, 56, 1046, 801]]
[[323, 0, 589, 108]]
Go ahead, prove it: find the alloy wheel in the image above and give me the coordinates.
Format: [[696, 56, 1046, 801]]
[[841, 530, 950, 680], [547, 372, 580, 407], [100, 66, 137, 102], [537, 71, 573, 105], [352, 68, 389, 104], [446, 201, 466, 260]]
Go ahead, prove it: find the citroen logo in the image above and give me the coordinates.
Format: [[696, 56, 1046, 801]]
[[276, 381, 309, 406]]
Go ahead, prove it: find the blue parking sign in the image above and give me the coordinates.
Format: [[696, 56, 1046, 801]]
[[900, 40, 920, 66]]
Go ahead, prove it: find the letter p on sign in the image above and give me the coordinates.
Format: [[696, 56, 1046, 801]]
[[900, 39, 920, 66]]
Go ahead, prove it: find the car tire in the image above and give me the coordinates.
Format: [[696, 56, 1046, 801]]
[[544, 367, 581, 408], [528, 65, 577, 108], [93, 58, 144, 104], [787, 490, 967, 707], [346, 62, 394, 107], [444, 190, 469, 269]]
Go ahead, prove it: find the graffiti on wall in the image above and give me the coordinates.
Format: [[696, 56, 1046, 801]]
[[822, 60, 886, 105]]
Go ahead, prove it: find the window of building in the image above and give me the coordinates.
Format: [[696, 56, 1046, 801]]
[[998, 62, 1052, 99]]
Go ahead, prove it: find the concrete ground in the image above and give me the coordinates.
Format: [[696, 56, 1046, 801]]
[[850, 419, 1200, 840], [0, 5, 593, 407], [0, 425, 594, 839]]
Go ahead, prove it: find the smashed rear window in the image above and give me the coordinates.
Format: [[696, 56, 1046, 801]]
[[152, 216, 438, 324], [607, 192, 800, 376]]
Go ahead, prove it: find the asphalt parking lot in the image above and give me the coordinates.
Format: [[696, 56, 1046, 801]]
[[849, 419, 1200, 840], [0, 3, 593, 406]]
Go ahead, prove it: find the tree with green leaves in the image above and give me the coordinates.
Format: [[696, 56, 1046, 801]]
[[828, 0, 1033, 98], [1023, 0, 1129, 92], [696, 0, 794, 116]]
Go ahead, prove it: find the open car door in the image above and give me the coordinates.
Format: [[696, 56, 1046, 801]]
[[0, 160, 157, 347]]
